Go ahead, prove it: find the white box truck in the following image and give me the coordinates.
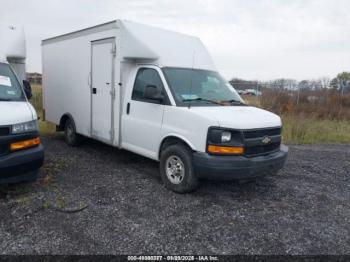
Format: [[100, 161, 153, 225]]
[[42, 20, 288, 193], [0, 24, 44, 183]]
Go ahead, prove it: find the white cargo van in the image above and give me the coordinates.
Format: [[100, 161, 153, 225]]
[[42, 20, 288, 193], [0, 24, 44, 184]]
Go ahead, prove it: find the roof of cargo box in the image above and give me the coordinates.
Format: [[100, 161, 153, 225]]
[[0, 24, 26, 63], [42, 20, 216, 71]]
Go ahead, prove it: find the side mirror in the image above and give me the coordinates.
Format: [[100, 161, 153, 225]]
[[144, 85, 164, 102], [23, 80, 32, 99]]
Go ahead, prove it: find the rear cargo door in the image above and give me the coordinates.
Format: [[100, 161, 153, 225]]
[[91, 38, 115, 143]]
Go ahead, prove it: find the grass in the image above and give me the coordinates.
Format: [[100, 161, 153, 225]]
[[30, 85, 350, 144], [282, 115, 350, 144], [242, 95, 350, 144], [38, 118, 56, 136], [31, 84, 43, 112], [30, 84, 56, 136]]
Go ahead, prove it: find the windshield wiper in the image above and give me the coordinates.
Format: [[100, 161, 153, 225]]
[[221, 99, 247, 105], [0, 98, 11, 101], [182, 98, 225, 106]]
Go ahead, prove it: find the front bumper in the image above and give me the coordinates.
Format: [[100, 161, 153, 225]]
[[193, 144, 288, 180], [0, 144, 44, 184]]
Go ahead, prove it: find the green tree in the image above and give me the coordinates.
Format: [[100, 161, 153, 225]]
[[330, 72, 350, 94]]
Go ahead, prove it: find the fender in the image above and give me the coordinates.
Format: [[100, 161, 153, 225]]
[[158, 133, 197, 159]]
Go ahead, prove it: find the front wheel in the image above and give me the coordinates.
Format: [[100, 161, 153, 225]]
[[159, 144, 199, 193]]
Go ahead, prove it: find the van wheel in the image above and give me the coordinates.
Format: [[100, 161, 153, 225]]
[[160, 144, 199, 193], [64, 118, 80, 146]]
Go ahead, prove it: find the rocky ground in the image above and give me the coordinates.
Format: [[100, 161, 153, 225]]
[[0, 136, 349, 255]]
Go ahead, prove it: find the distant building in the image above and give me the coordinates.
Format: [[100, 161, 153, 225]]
[[26, 72, 42, 84]]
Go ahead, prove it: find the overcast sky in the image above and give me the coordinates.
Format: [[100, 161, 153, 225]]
[[1, 0, 349, 80]]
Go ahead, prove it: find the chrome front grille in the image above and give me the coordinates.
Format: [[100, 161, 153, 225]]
[[243, 127, 282, 156], [243, 127, 281, 139]]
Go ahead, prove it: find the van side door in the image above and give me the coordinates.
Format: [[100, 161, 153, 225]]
[[121, 67, 170, 159]]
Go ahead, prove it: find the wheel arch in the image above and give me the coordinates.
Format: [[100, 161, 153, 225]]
[[58, 113, 75, 131], [158, 135, 196, 160]]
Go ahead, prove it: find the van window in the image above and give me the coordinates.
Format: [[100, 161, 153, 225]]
[[132, 68, 166, 104], [0, 63, 25, 102], [162, 67, 243, 107]]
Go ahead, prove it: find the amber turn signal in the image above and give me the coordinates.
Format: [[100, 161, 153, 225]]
[[10, 137, 41, 152], [208, 145, 244, 155]]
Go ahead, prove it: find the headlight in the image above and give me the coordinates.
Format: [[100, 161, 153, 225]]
[[207, 128, 244, 155], [208, 128, 242, 144], [221, 131, 231, 142], [12, 120, 38, 134]]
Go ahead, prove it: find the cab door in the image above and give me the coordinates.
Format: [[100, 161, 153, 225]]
[[121, 67, 170, 159]]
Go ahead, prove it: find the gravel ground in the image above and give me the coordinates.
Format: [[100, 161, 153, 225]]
[[0, 136, 349, 255]]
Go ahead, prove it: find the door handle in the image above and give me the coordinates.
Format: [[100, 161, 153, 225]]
[[92, 88, 97, 94], [126, 102, 130, 114]]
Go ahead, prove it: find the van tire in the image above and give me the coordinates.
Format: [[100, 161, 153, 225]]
[[64, 118, 80, 147], [160, 144, 199, 193]]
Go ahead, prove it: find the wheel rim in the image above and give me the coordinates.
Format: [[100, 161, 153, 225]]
[[165, 155, 185, 185]]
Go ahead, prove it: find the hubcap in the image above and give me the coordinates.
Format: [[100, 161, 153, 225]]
[[165, 155, 185, 185]]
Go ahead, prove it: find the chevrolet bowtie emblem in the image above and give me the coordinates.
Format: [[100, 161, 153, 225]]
[[262, 136, 271, 144]]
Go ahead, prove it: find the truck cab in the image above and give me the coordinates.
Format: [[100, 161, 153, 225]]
[[121, 65, 288, 193], [0, 24, 44, 184]]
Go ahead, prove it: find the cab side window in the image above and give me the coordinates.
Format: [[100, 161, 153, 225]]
[[132, 68, 168, 104]]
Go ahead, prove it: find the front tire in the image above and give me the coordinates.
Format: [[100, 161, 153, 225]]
[[64, 118, 80, 147], [160, 144, 199, 193]]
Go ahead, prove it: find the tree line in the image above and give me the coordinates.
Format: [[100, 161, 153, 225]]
[[230, 71, 350, 95]]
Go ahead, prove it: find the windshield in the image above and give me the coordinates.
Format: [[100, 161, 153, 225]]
[[162, 67, 243, 106], [0, 63, 26, 102]]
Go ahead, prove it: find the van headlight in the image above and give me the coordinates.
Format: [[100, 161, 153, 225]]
[[207, 128, 244, 155], [12, 120, 38, 134], [221, 131, 232, 142]]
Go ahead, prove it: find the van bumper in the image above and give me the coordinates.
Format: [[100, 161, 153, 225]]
[[193, 145, 288, 180], [0, 145, 44, 184]]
